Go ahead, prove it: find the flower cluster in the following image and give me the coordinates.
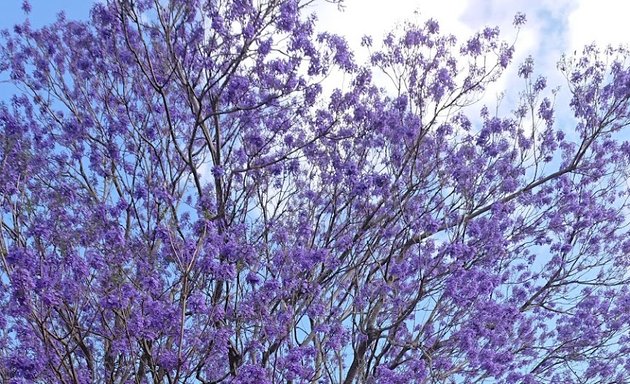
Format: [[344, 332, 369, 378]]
[[1, 2, 629, 383]]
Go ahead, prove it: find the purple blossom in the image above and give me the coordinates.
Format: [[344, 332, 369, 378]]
[[518, 55, 535, 78], [0, 2, 628, 383], [425, 18, 439, 34], [21, 1, 31, 13], [513, 12, 527, 27], [533, 75, 547, 92]]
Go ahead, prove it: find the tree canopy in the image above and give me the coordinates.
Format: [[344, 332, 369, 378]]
[[1, 0, 629, 383]]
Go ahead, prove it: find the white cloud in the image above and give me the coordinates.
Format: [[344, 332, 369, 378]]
[[311, 0, 628, 123], [568, 0, 630, 53], [313, 0, 479, 72], [312, 1, 554, 106], [314, 0, 473, 58]]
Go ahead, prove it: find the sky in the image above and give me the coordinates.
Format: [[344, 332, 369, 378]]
[[0, 1, 94, 29], [2, 0, 630, 119], [312, 0, 630, 119], [2, 0, 629, 81], [316, 0, 630, 55], [2, 0, 628, 58]]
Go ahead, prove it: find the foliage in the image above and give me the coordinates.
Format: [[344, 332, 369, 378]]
[[1, 1, 629, 383]]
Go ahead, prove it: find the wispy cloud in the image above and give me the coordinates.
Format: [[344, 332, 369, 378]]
[[568, 0, 630, 53]]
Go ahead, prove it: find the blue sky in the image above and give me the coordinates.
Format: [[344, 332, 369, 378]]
[[2, 0, 628, 93], [2, 0, 629, 138], [4, 0, 628, 60], [0, 1, 95, 100], [0, 1, 94, 29]]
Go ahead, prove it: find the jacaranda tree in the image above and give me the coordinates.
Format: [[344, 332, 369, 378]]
[[1, 0, 629, 382]]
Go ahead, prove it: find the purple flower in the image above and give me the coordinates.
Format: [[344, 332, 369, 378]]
[[513, 12, 527, 26], [1, 2, 628, 383]]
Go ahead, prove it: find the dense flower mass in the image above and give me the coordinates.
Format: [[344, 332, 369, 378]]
[[1, 1, 629, 383]]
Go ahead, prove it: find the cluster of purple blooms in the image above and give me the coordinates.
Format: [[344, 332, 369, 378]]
[[0, 0, 629, 383]]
